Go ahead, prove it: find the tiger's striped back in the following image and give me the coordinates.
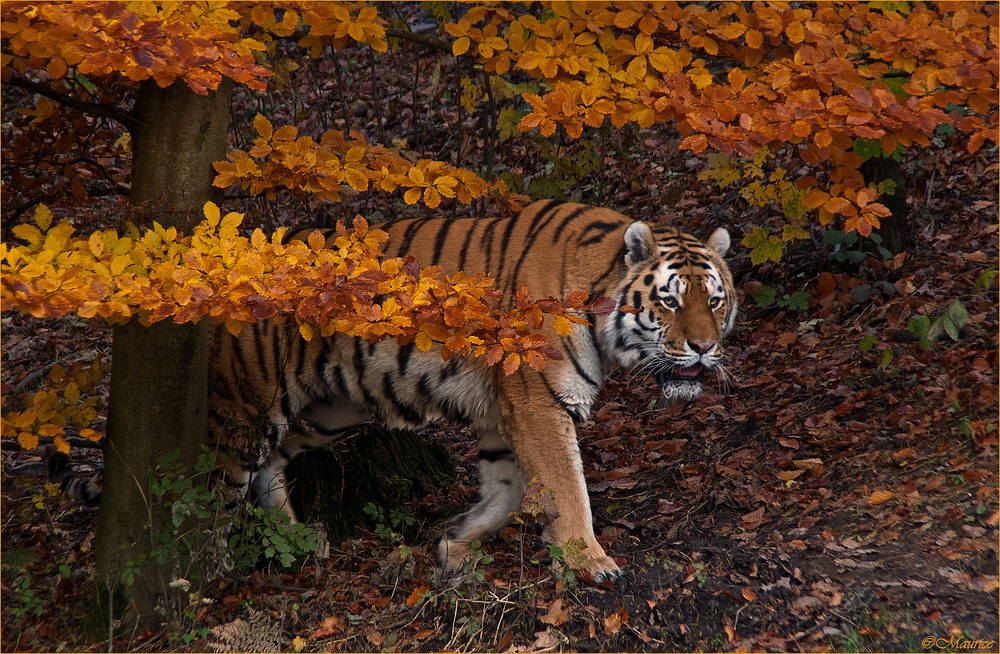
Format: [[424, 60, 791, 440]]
[[378, 200, 631, 306]]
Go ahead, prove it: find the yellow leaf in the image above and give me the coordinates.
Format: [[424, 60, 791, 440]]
[[407, 166, 426, 185], [38, 423, 63, 438], [88, 231, 104, 257], [110, 255, 131, 276], [614, 9, 641, 28], [12, 224, 43, 249], [403, 187, 423, 204], [63, 381, 81, 406], [12, 410, 37, 429], [638, 14, 658, 35], [721, 23, 747, 39], [80, 428, 102, 442], [727, 67, 746, 89], [776, 469, 804, 482], [553, 314, 572, 336], [274, 125, 298, 141], [253, 113, 273, 140], [18, 431, 39, 450], [248, 141, 272, 158], [307, 230, 327, 250], [344, 168, 369, 192], [688, 67, 714, 90], [54, 435, 70, 454], [803, 189, 829, 209], [453, 36, 471, 56], [47, 56, 68, 80], [823, 196, 852, 215], [35, 204, 53, 231], [785, 21, 805, 44], [415, 331, 433, 352], [424, 186, 441, 208], [220, 211, 243, 236], [648, 48, 678, 73], [299, 322, 314, 341], [203, 201, 221, 228]]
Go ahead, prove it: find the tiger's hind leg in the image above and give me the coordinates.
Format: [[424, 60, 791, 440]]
[[439, 429, 525, 573], [248, 426, 315, 522]]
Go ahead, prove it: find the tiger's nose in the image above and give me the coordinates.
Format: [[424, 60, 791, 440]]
[[687, 340, 716, 354]]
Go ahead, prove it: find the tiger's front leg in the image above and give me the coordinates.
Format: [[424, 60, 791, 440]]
[[496, 387, 620, 583], [512, 412, 620, 583]]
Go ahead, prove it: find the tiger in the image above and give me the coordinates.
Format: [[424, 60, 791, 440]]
[[208, 199, 736, 583]]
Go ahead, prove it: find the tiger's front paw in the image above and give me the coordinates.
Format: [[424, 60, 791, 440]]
[[584, 554, 622, 585], [558, 552, 622, 586]]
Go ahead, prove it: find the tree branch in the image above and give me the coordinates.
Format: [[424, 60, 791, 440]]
[[6, 75, 140, 131], [386, 27, 452, 53]]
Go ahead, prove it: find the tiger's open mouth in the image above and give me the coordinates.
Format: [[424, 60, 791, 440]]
[[656, 363, 704, 385]]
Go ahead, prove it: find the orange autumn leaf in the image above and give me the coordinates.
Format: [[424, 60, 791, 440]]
[[869, 490, 897, 506]]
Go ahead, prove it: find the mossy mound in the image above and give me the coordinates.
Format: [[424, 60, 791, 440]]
[[286, 424, 457, 544]]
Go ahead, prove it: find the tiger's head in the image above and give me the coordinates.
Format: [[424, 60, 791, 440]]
[[603, 221, 737, 401]]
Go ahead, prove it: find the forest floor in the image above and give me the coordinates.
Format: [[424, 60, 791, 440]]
[[2, 24, 999, 652], [3, 135, 996, 653]]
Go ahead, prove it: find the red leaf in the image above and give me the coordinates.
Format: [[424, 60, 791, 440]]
[[310, 615, 342, 639], [591, 296, 617, 314]]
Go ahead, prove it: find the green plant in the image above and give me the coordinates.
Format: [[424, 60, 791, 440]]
[[748, 283, 811, 310], [462, 539, 495, 584], [122, 449, 318, 589], [691, 561, 708, 584], [907, 299, 971, 349], [835, 605, 893, 653], [823, 228, 894, 266], [7, 575, 46, 620], [700, 148, 810, 265], [858, 333, 896, 370], [229, 505, 320, 570], [507, 137, 601, 203], [363, 501, 416, 545], [973, 268, 996, 295]]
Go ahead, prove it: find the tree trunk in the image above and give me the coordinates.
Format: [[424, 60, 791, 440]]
[[94, 79, 231, 632], [860, 155, 911, 253]]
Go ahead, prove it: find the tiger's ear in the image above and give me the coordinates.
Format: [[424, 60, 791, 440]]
[[624, 222, 656, 266], [707, 227, 730, 257]]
